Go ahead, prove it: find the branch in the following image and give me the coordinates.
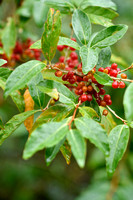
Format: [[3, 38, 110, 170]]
[[118, 64, 133, 74], [107, 106, 127, 124], [110, 77, 133, 83], [68, 102, 81, 130], [42, 98, 52, 112]]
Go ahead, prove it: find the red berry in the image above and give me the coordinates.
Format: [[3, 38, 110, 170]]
[[98, 67, 104, 72], [117, 68, 121, 72], [110, 70, 118, 77], [59, 56, 65, 63], [79, 82, 85, 87], [69, 78, 76, 84], [70, 52, 78, 60], [81, 94, 88, 102], [67, 71, 74, 78], [71, 38, 76, 42], [77, 64, 82, 72], [62, 74, 68, 81], [87, 94, 93, 102], [94, 92, 99, 99], [57, 45, 64, 51], [111, 63, 118, 69], [78, 89, 83, 95], [112, 81, 119, 89], [92, 76, 98, 83], [98, 88, 105, 95], [75, 89, 79, 95], [69, 62, 75, 68], [77, 76, 83, 82], [104, 95, 111, 102], [119, 81, 126, 89], [55, 70, 63, 77], [106, 99, 112, 106]]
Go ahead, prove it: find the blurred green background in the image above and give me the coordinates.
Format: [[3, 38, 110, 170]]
[[0, 0, 133, 199]]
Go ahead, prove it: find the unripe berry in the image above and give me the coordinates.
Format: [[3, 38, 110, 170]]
[[83, 76, 88, 82], [77, 64, 82, 72], [81, 94, 88, 102], [111, 63, 118, 69], [105, 67, 111, 73], [87, 73, 93, 79], [100, 100, 106, 107], [103, 109, 108, 116], [87, 85, 93, 92], [112, 81, 119, 89], [103, 69, 109, 74], [57, 45, 64, 51], [119, 81, 126, 89], [82, 86, 88, 92], [110, 70, 118, 77], [121, 73, 127, 79], [59, 63, 65, 69], [79, 82, 85, 87], [55, 70, 63, 77], [50, 99, 55, 105]]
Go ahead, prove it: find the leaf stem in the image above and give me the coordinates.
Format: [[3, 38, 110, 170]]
[[68, 102, 81, 130], [106, 106, 127, 124]]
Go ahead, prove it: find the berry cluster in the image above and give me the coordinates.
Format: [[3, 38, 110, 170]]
[[0, 38, 41, 68], [53, 38, 128, 116]]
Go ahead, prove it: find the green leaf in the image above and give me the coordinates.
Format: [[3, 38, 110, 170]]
[[75, 117, 109, 155], [0, 59, 7, 67], [67, 129, 86, 168], [33, 1, 48, 27], [84, 7, 118, 27], [0, 78, 24, 112], [91, 25, 128, 48], [45, 138, 65, 166], [58, 36, 80, 50], [96, 47, 111, 69], [41, 9, 61, 61], [38, 80, 76, 105], [17, 0, 33, 17], [42, 69, 68, 84], [0, 67, 12, 79], [80, 0, 117, 11], [0, 110, 38, 145], [32, 104, 74, 131], [79, 46, 99, 74], [123, 83, 133, 122], [0, 117, 4, 129], [94, 71, 113, 85], [30, 40, 41, 49], [44, 0, 74, 13], [106, 125, 130, 176], [60, 140, 72, 165], [0, 48, 4, 55], [28, 73, 45, 108], [72, 9, 91, 45], [79, 107, 99, 122], [4, 60, 46, 98], [86, 97, 101, 122], [38, 86, 59, 100], [129, 122, 133, 129], [23, 118, 70, 160], [1, 18, 16, 58], [100, 107, 116, 134]]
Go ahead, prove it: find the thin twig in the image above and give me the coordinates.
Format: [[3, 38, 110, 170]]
[[107, 106, 127, 124], [118, 64, 133, 74], [68, 102, 81, 130], [42, 98, 52, 112], [110, 77, 133, 83]]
